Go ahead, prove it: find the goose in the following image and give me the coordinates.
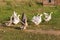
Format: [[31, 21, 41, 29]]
[[5, 11, 20, 26], [31, 14, 43, 25], [44, 12, 53, 22], [21, 13, 28, 29], [12, 11, 20, 24]]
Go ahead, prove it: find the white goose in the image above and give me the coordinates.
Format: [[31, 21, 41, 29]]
[[31, 14, 43, 25], [44, 12, 53, 22], [12, 11, 20, 24]]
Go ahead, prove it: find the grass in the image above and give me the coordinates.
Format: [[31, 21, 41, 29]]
[[0, 0, 60, 30], [0, 0, 60, 40], [0, 27, 60, 40]]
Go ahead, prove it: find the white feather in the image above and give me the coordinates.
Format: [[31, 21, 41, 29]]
[[44, 12, 53, 22], [13, 11, 20, 24], [32, 14, 43, 25]]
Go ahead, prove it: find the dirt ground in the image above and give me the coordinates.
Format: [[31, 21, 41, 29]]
[[25, 29, 60, 36]]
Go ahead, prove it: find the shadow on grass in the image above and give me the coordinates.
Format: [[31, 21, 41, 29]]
[[0, 23, 22, 30], [14, 27, 21, 30]]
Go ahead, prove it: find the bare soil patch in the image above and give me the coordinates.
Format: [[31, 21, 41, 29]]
[[25, 29, 60, 35]]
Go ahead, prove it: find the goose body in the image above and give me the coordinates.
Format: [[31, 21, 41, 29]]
[[32, 14, 43, 25], [21, 13, 28, 29], [44, 12, 53, 22], [12, 11, 20, 24]]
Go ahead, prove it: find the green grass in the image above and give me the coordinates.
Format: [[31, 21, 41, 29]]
[[0, 0, 60, 40], [0, 0, 60, 30]]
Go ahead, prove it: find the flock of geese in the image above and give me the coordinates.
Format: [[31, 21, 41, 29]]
[[5, 11, 53, 29], [32, 12, 53, 25]]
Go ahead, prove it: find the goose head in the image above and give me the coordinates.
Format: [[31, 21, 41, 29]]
[[40, 14, 43, 17], [49, 12, 53, 16], [44, 12, 49, 16], [13, 11, 17, 16], [18, 15, 20, 17], [50, 12, 53, 14]]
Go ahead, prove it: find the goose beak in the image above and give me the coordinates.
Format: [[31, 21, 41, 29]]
[[18, 15, 20, 16], [51, 12, 53, 14], [40, 14, 43, 16]]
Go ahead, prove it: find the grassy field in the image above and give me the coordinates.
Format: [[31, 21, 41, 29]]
[[0, 0, 60, 40], [0, 27, 60, 40]]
